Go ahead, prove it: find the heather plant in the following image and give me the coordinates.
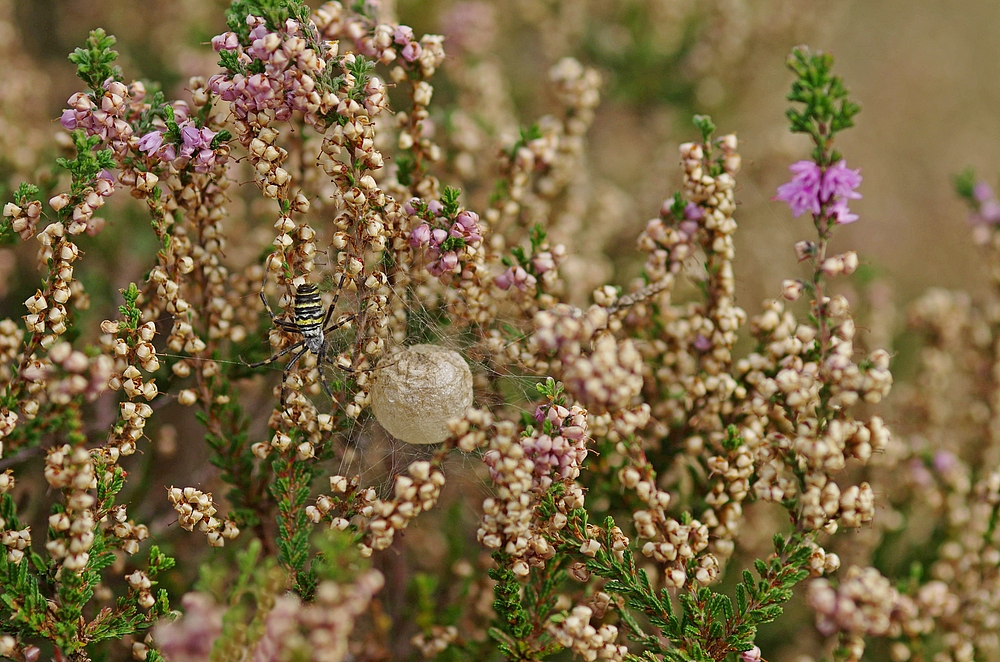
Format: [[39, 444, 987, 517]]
[[0, 1, 992, 661]]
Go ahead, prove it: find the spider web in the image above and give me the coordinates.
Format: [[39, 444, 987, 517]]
[[314, 263, 542, 499]]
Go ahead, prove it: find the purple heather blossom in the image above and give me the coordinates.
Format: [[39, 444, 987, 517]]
[[933, 450, 958, 474], [740, 647, 762, 662], [427, 200, 444, 216], [409, 223, 431, 247], [774, 161, 823, 217], [969, 182, 1000, 225], [401, 41, 422, 62], [678, 220, 699, 239], [494, 268, 515, 290], [820, 160, 862, 201], [137, 131, 164, 155], [427, 251, 459, 277], [683, 201, 704, 221], [975, 181, 994, 203], [830, 198, 858, 225], [774, 159, 863, 224], [450, 210, 483, 244], [495, 266, 535, 291], [532, 251, 556, 274], [212, 31, 240, 52], [60, 109, 79, 130], [393, 25, 414, 45], [516, 403, 589, 488], [180, 124, 203, 149], [693, 334, 712, 352]]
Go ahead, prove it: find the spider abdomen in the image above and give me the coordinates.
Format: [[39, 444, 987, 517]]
[[293, 284, 324, 337]]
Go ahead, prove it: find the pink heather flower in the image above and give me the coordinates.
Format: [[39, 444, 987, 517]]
[[775, 159, 863, 223], [774, 161, 823, 217], [439, 252, 459, 271], [137, 131, 164, 154], [427, 200, 444, 216], [974, 181, 995, 203], [978, 199, 1000, 224], [450, 210, 482, 244], [740, 646, 762, 662], [820, 160, 862, 201], [401, 41, 422, 62], [393, 25, 414, 45], [933, 450, 958, 474], [60, 109, 79, 130], [193, 149, 217, 173], [532, 251, 555, 274], [683, 201, 704, 221], [180, 124, 203, 149], [172, 101, 190, 123], [494, 268, 515, 290], [970, 182, 1000, 225], [430, 228, 448, 248], [519, 403, 589, 487], [830, 198, 858, 225], [212, 31, 240, 51], [409, 223, 431, 247], [427, 251, 459, 276], [494, 266, 535, 291], [678, 220, 699, 238], [404, 198, 419, 216]]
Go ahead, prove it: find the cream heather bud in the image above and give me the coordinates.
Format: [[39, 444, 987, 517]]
[[794, 240, 815, 262], [782, 279, 803, 301], [842, 251, 859, 275]]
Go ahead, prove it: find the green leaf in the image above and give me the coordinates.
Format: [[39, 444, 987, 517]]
[[692, 114, 715, 143], [68, 28, 122, 95], [735, 583, 748, 614]]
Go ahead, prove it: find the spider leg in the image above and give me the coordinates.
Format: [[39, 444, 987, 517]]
[[323, 313, 355, 335], [318, 340, 335, 399], [279, 345, 310, 406], [321, 271, 349, 328], [245, 339, 305, 368], [258, 254, 300, 332]]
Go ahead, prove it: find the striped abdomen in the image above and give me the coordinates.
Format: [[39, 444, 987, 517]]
[[293, 284, 324, 336]]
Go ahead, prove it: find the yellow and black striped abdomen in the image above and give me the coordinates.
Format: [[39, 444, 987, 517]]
[[293, 284, 324, 334]]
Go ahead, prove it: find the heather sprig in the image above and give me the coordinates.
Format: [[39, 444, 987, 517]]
[[67, 28, 123, 97], [784, 46, 861, 166]]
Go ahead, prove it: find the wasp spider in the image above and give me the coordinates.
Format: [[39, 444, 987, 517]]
[[246, 260, 352, 404]]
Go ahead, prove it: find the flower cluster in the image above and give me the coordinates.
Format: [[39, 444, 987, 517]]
[[43, 445, 97, 571], [155, 568, 385, 662], [137, 120, 224, 173], [407, 199, 484, 277], [210, 15, 336, 130], [354, 460, 445, 556], [521, 401, 589, 488], [60, 80, 134, 153], [774, 159, 862, 224], [548, 605, 627, 662], [166, 486, 240, 548]]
